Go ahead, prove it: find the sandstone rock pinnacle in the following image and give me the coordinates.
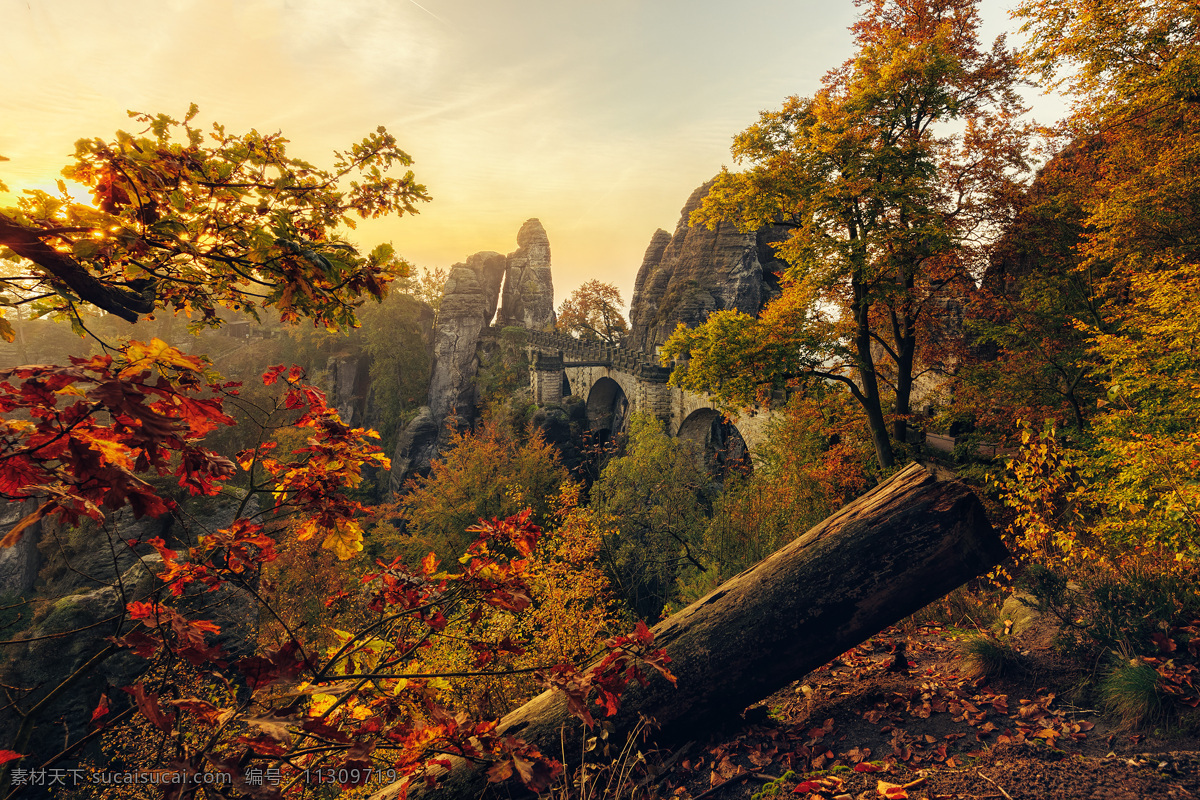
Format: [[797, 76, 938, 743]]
[[499, 218, 556, 330]]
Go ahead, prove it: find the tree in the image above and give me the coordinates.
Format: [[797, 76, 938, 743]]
[[396, 417, 570, 562], [956, 140, 1107, 437], [1006, 0, 1200, 554], [556, 279, 629, 346], [394, 264, 448, 316], [0, 111, 667, 795], [399, 463, 1006, 800], [663, 0, 1028, 470], [0, 104, 427, 334], [682, 389, 874, 602], [591, 413, 713, 621]]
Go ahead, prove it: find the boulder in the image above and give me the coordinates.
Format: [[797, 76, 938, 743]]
[[0, 494, 262, 765], [1000, 591, 1042, 636]]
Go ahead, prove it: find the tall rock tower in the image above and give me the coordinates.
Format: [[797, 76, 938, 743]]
[[498, 218, 556, 330], [390, 219, 556, 494]]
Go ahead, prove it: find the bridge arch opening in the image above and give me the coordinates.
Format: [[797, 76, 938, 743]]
[[586, 377, 629, 444], [677, 409, 751, 481], [561, 373, 573, 399]]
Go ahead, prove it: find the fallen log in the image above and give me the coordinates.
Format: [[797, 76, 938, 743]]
[[371, 462, 1007, 799]]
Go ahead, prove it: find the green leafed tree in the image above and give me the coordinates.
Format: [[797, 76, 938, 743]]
[[663, 0, 1028, 470], [591, 413, 713, 622]]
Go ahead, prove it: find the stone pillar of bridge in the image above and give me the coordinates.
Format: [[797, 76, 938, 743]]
[[635, 362, 674, 426], [531, 351, 564, 406]]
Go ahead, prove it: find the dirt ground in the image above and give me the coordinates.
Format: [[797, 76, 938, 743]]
[[630, 617, 1200, 800]]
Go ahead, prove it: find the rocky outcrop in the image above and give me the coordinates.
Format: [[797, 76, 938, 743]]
[[390, 221, 559, 495], [427, 251, 508, 426], [388, 406, 440, 494], [324, 294, 436, 464], [498, 218, 556, 331], [0, 501, 42, 597], [326, 351, 371, 427], [627, 180, 786, 354], [0, 495, 260, 766]]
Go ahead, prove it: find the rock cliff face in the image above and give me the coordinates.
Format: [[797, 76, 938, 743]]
[[499, 218, 556, 331], [326, 351, 372, 428], [390, 220, 556, 493], [628, 180, 786, 353], [427, 251, 509, 425], [388, 405, 440, 495], [0, 498, 259, 762]]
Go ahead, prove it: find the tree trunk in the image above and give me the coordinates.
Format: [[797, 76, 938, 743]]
[[372, 463, 1006, 800], [853, 292, 895, 469], [893, 326, 916, 447]]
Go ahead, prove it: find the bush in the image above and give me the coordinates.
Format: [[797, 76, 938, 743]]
[[1018, 560, 1200, 658]]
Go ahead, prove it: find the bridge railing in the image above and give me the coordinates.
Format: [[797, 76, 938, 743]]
[[522, 329, 658, 368]]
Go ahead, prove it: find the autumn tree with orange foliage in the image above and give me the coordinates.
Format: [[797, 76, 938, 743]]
[[394, 418, 571, 562], [556, 280, 629, 346], [406, 485, 621, 719], [664, 0, 1029, 470], [988, 0, 1200, 557], [0, 110, 669, 795]]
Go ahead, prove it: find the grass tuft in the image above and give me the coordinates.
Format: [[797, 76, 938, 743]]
[[1101, 658, 1167, 730], [958, 635, 1025, 680]]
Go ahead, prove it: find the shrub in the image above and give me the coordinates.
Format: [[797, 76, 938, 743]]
[[1018, 560, 1200, 658]]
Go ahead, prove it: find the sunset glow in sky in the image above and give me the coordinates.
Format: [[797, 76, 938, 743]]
[[1, 0, 1058, 309]]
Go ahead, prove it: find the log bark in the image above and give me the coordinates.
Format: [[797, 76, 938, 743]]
[[371, 462, 1007, 800]]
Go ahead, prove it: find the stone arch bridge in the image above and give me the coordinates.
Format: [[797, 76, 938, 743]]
[[513, 329, 775, 465]]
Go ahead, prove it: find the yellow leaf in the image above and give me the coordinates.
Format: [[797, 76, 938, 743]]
[[322, 520, 363, 560], [77, 430, 136, 470], [119, 338, 204, 379], [0, 317, 14, 343], [309, 693, 336, 717]]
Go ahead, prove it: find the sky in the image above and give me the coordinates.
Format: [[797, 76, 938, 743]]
[[0, 0, 1062, 312]]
